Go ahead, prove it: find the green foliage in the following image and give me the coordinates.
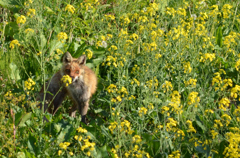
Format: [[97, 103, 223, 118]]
[[1, 0, 240, 157]]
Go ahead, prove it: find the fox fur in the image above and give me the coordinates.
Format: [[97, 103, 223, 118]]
[[38, 52, 97, 123]]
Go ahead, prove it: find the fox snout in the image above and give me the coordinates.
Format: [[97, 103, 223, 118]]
[[70, 75, 78, 82]]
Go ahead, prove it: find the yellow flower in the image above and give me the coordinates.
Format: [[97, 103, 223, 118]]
[[162, 81, 173, 93], [9, 39, 21, 49], [211, 130, 218, 139], [231, 85, 240, 99], [58, 150, 62, 156], [184, 78, 197, 87], [69, 151, 73, 156], [57, 32, 68, 43], [130, 33, 138, 40], [25, 28, 34, 34], [86, 151, 91, 156], [138, 107, 147, 117], [155, 53, 162, 59], [85, 49, 93, 59], [26, 9, 36, 17], [223, 132, 240, 157], [16, 15, 26, 24], [76, 127, 87, 133], [235, 59, 240, 71], [24, 78, 36, 91], [37, 51, 42, 56], [56, 49, 63, 55], [219, 98, 230, 111], [65, 4, 75, 14], [132, 135, 142, 143], [61, 75, 72, 87], [186, 120, 196, 133], [108, 121, 118, 133], [183, 62, 192, 73], [116, 96, 122, 102], [200, 53, 216, 62], [59, 142, 70, 150], [187, 91, 200, 106], [166, 118, 177, 132]]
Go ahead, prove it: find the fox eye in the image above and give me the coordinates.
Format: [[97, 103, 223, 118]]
[[65, 69, 70, 74], [75, 70, 79, 74]]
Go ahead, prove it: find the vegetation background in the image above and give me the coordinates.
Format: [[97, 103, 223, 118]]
[[0, 0, 240, 157]]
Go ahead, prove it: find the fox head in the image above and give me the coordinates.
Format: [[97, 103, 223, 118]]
[[61, 52, 87, 82]]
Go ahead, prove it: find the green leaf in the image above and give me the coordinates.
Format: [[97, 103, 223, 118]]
[[73, 42, 87, 58], [19, 112, 32, 127], [48, 39, 63, 57], [68, 42, 80, 53], [9, 62, 21, 81], [44, 6, 56, 15], [94, 108, 103, 113], [0, 0, 22, 12], [28, 134, 39, 155], [158, 0, 168, 15], [13, 33, 25, 43], [15, 110, 23, 126], [24, 150, 36, 158], [5, 22, 19, 37], [86, 63, 94, 69], [40, 33, 47, 50], [56, 124, 74, 144], [196, 115, 206, 132], [216, 26, 223, 47], [95, 145, 108, 158]]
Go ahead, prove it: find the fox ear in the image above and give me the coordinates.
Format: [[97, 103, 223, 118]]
[[62, 52, 73, 63], [77, 55, 86, 65]]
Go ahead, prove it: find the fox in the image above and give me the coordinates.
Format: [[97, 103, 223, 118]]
[[38, 52, 97, 124]]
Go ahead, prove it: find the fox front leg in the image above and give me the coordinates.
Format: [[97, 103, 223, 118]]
[[68, 100, 89, 124], [79, 100, 90, 124]]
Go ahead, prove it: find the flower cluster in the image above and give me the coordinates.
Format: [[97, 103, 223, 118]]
[[61, 75, 72, 87], [9, 40, 21, 49], [57, 32, 68, 43]]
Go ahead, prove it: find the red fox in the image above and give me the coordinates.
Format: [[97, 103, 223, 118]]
[[39, 52, 97, 124]]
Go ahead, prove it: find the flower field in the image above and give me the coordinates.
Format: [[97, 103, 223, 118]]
[[1, 0, 240, 157]]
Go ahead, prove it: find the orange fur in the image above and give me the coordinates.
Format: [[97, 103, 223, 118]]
[[39, 52, 97, 123]]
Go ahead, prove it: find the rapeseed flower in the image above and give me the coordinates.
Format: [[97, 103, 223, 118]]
[[25, 28, 34, 34], [58, 150, 62, 156], [84, 49, 93, 59], [16, 15, 26, 24], [211, 130, 218, 139], [108, 121, 118, 134], [219, 98, 230, 111], [166, 118, 177, 132], [187, 91, 200, 106], [231, 85, 240, 100], [24, 78, 36, 94], [162, 81, 173, 93], [61, 75, 72, 87], [200, 53, 215, 62], [223, 132, 240, 157], [184, 78, 197, 87], [138, 107, 147, 117], [57, 32, 68, 43], [9, 39, 21, 49], [132, 135, 142, 143], [59, 142, 70, 150], [26, 9, 36, 17], [65, 4, 75, 14], [186, 120, 196, 133], [77, 127, 87, 133], [183, 62, 192, 73]]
